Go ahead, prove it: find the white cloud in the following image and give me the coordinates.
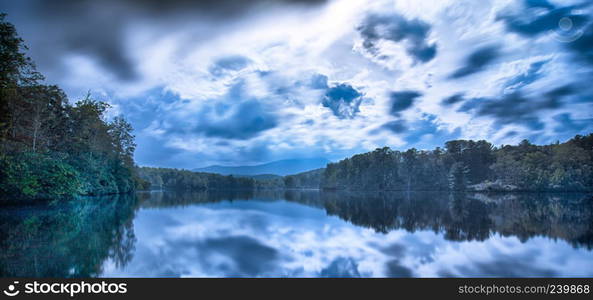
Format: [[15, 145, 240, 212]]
[[12, 0, 592, 167]]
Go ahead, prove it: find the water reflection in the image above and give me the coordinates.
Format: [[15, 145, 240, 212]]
[[1, 190, 592, 277], [286, 191, 593, 248], [0, 194, 138, 277]]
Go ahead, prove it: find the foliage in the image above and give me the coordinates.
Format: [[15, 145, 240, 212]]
[[137, 167, 256, 191], [321, 134, 593, 192], [0, 15, 140, 201], [283, 168, 324, 189]]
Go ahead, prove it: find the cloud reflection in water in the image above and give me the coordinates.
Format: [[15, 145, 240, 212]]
[[101, 191, 593, 277]]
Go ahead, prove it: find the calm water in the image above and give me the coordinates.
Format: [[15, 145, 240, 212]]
[[1, 190, 592, 277]]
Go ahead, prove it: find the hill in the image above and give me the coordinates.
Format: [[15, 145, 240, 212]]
[[193, 158, 330, 176]]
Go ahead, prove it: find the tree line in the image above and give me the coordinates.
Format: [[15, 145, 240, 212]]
[[321, 134, 593, 192], [137, 167, 256, 191], [138, 134, 593, 193], [0, 14, 142, 201], [137, 166, 326, 191]]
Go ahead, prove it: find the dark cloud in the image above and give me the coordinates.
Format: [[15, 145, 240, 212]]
[[567, 23, 593, 65], [1, 0, 327, 81], [198, 100, 278, 140], [455, 252, 557, 277], [457, 87, 575, 130], [389, 91, 422, 115], [146, 80, 280, 140], [163, 235, 281, 276], [466, 93, 548, 130], [209, 55, 251, 77], [320, 257, 361, 278], [322, 83, 363, 119], [449, 45, 502, 79], [382, 120, 407, 133], [497, 0, 590, 38], [358, 13, 437, 63], [504, 130, 519, 138], [553, 113, 592, 134], [378, 243, 406, 257], [31, 0, 328, 18], [497, 1, 593, 73], [441, 93, 465, 106], [199, 235, 279, 277], [385, 260, 413, 277], [544, 85, 576, 107], [525, 0, 555, 10]]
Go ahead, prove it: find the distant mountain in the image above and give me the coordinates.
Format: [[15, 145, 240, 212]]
[[235, 174, 282, 180], [193, 158, 330, 176]]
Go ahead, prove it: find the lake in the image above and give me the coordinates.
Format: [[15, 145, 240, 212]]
[[1, 190, 592, 277]]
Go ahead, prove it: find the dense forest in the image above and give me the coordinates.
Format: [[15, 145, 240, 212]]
[[137, 167, 256, 191], [321, 134, 593, 192], [0, 14, 143, 201], [136, 167, 322, 191]]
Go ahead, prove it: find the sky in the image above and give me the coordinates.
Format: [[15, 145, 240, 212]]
[[2, 0, 593, 168]]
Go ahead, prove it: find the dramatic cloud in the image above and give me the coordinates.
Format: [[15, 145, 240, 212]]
[[553, 113, 592, 134], [497, 0, 589, 38], [567, 23, 593, 65], [322, 83, 363, 119], [358, 12, 437, 63], [458, 85, 574, 131], [389, 91, 422, 115], [196, 100, 278, 140], [3, 0, 592, 167], [441, 93, 465, 106], [449, 45, 501, 79], [382, 120, 407, 133], [2, 0, 328, 81], [320, 257, 362, 277]]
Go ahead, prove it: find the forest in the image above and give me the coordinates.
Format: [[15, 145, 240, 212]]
[[136, 167, 322, 191], [0, 14, 142, 201], [139, 133, 593, 193], [137, 167, 256, 191], [321, 134, 593, 192]]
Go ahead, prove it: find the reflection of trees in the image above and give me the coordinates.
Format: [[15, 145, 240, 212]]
[[314, 191, 493, 241], [283, 190, 593, 249], [0, 194, 139, 277], [138, 190, 257, 208], [489, 194, 593, 249], [136, 190, 593, 249], [7, 189, 586, 277]]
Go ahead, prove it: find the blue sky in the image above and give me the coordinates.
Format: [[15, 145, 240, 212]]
[[2, 0, 592, 168]]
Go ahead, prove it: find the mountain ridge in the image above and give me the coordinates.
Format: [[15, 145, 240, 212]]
[[193, 158, 330, 176]]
